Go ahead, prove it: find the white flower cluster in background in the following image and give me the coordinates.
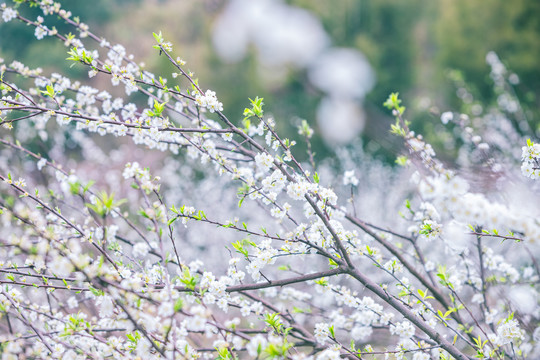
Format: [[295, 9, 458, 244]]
[[521, 140, 540, 179], [0, 1, 538, 359]]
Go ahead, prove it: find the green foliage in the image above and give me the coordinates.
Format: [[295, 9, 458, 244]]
[[417, 288, 434, 301], [243, 96, 264, 126], [436, 265, 455, 290], [236, 183, 250, 208], [39, 85, 55, 98], [66, 47, 94, 66], [85, 191, 127, 218], [231, 238, 255, 260], [215, 346, 236, 360], [126, 331, 142, 351], [383, 92, 405, 115], [61, 313, 92, 337], [395, 155, 408, 166], [435, 0, 540, 102], [178, 266, 197, 290], [153, 31, 164, 44], [298, 119, 314, 139], [147, 99, 167, 118]]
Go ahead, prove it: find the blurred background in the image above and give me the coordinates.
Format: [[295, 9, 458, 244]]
[[1, 0, 539, 164]]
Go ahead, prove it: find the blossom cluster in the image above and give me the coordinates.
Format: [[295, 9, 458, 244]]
[[194, 89, 224, 113], [521, 139, 540, 179]]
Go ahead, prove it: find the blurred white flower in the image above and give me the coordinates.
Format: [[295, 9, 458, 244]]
[[316, 97, 366, 144], [440, 111, 453, 124], [212, 0, 329, 67], [343, 170, 359, 186], [308, 48, 375, 100], [133, 242, 150, 258]]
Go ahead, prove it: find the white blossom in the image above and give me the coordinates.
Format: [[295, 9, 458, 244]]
[[2, 7, 17, 22]]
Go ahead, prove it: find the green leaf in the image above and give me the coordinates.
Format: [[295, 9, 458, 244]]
[[66, 47, 80, 62], [88, 286, 104, 297], [40, 85, 56, 98], [232, 240, 249, 258], [405, 199, 412, 210], [328, 325, 335, 338], [243, 96, 264, 121], [395, 155, 408, 166], [383, 92, 400, 109], [151, 99, 167, 117], [174, 298, 183, 312], [237, 197, 244, 207], [153, 31, 163, 44], [82, 180, 95, 194], [85, 191, 126, 218]]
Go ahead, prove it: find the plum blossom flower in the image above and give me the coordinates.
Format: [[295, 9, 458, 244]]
[[133, 242, 150, 258], [287, 181, 311, 200], [314, 323, 330, 344], [195, 89, 223, 113], [255, 152, 274, 174], [34, 25, 48, 40], [2, 7, 17, 22], [343, 170, 359, 186], [390, 320, 415, 339], [496, 318, 525, 345]]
